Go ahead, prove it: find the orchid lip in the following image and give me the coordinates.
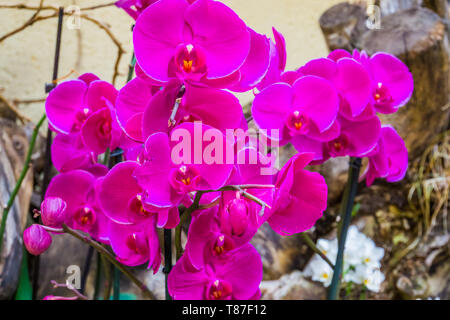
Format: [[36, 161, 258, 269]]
[[74, 205, 96, 231], [173, 43, 207, 80], [206, 279, 232, 300], [125, 231, 148, 255], [169, 165, 201, 193], [327, 134, 350, 157], [285, 110, 310, 136], [212, 233, 235, 256], [127, 193, 155, 221], [373, 82, 393, 105]]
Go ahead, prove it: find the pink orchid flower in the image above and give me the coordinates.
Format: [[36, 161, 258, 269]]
[[99, 161, 180, 228], [257, 27, 287, 91], [108, 218, 161, 272], [268, 152, 328, 236], [133, 122, 234, 211], [133, 0, 250, 84], [252, 75, 340, 148], [168, 243, 262, 300], [142, 84, 244, 139], [362, 125, 408, 186], [45, 169, 111, 243], [327, 49, 414, 114]]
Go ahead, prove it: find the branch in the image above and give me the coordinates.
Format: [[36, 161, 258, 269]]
[[0, 6, 127, 86], [50, 280, 89, 300], [0, 92, 32, 123], [13, 97, 45, 104], [0, 0, 45, 43], [80, 2, 117, 11], [79, 14, 126, 86], [300, 233, 334, 269], [0, 2, 116, 12]]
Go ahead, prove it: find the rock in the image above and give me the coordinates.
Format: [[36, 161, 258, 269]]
[[261, 270, 326, 300], [358, 7, 450, 159], [141, 269, 165, 300], [319, 3, 367, 52], [378, 0, 422, 16], [36, 233, 96, 299], [0, 119, 33, 299], [310, 157, 350, 204], [251, 224, 312, 280], [422, 0, 449, 18]]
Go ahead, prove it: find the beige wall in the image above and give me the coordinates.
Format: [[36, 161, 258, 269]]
[[0, 0, 343, 122]]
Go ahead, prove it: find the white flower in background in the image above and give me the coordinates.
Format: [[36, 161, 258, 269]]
[[303, 255, 333, 287], [346, 226, 384, 269], [317, 238, 338, 261], [345, 265, 385, 292], [303, 225, 385, 292]]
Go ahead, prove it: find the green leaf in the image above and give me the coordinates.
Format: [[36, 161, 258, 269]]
[[351, 203, 361, 217], [14, 247, 32, 300]]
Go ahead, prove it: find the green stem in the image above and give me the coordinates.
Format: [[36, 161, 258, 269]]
[[102, 148, 110, 165], [126, 52, 135, 83], [327, 157, 362, 300], [0, 114, 47, 254], [93, 252, 102, 300], [113, 267, 120, 300], [175, 222, 183, 261], [163, 228, 172, 300], [300, 233, 334, 269], [101, 255, 112, 300], [175, 208, 193, 261]]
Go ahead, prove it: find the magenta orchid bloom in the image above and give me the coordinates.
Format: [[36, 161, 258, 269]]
[[268, 152, 328, 236], [45, 73, 127, 154], [108, 218, 161, 271], [298, 57, 372, 118], [51, 132, 97, 173], [183, 208, 247, 270], [45, 74, 117, 134], [327, 49, 414, 114], [133, 122, 234, 211], [116, 77, 161, 142], [133, 0, 250, 84], [99, 161, 180, 228], [45, 169, 110, 243], [133, 122, 233, 210], [257, 27, 287, 91], [294, 114, 382, 163], [40, 0, 413, 299], [228, 28, 271, 92], [367, 53, 414, 114], [142, 84, 244, 138], [324, 115, 381, 158], [252, 75, 340, 148], [168, 243, 262, 300], [362, 125, 408, 186]]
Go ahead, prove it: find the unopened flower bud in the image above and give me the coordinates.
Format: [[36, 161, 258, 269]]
[[40, 197, 67, 228], [225, 198, 249, 236], [23, 224, 52, 256]]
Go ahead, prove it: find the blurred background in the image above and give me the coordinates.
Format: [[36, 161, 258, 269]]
[[0, 0, 448, 300]]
